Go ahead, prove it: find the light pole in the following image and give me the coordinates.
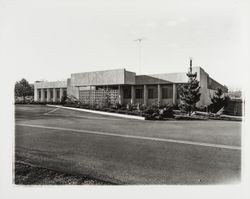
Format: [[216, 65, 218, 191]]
[[134, 38, 145, 75]]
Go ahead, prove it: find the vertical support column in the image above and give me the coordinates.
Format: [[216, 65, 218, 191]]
[[173, 83, 177, 105], [47, 88, 51, 102], [59, 88, 63, 101], [118, 85, 123, 105], [53, 88, 56, 102], [131, 85, 135, 104], [143, 85, 147, 106], [34, 88, 38, 102], [157, 84, 161, 106], [41, 88, 45, 102]]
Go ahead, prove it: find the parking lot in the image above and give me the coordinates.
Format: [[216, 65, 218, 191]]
[[15, 104, 241, 184]]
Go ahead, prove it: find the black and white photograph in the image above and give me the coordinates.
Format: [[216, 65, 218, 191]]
[[0, 0, 249, 198]]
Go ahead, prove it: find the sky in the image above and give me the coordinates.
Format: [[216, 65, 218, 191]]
[[0, 0, 249, 90]]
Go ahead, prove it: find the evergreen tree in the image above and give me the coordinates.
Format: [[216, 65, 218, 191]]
[[178, 59, 201, 115], [209, 88, 229, 113]]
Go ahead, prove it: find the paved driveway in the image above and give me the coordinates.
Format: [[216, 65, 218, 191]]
[[15, 105, 241, 184]]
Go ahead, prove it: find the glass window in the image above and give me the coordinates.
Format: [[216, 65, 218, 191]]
[[38, 90, 41, 99], [50, 90, 53, 98], [57, 89, 60, 98], [44, 90, 47, 98], [162, 86, 173, 99], [148, 86, 157, 99], [123, 87, 131, 99], [148, 88, 154, 99], [135, 89, 143, 99]]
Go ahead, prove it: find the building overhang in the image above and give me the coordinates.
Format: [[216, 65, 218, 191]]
[[34, 81, 67, 89], [70, 69, 135, 86]]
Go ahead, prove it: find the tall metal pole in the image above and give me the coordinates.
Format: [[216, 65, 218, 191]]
[[134, 38, 144, 75]]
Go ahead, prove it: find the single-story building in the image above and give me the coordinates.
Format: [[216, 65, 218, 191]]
[[34, 65, 228, 107]]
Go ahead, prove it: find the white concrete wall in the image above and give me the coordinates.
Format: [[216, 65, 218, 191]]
[[125, 71, 136, 85], [150, 72, 188, 83], [123, 98, 131, 104], [67, 78, 79, 99], [135, 99, 144, 104], [147, 99, 158, 106], [34, 81, 67, 89], [70, 69, 136, 86], [192, 67, 205, 106], [193, 67, 227, 107]]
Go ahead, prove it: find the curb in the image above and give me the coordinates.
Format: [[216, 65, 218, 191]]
[[46, 105, 145, 120]]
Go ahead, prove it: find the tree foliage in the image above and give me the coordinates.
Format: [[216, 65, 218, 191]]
[[60, 92, 68, 105], [209, 88, 229, 113], [178, 67, 201, 115], [15, 79, 33, 101]]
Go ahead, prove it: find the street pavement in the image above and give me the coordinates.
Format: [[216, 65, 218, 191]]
[[15, 105, 241, 184]]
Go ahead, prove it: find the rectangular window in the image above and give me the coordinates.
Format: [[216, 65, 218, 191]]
[[44, 90, 47, 98], [123, 87, 131, 99], [135, 89, 143, 99], [148, 88, 154, 99], [38, 90, 41, 99], [162, 86, 173, 99], [148, 87, 157, 99], [56, 89, 60, 98], [50, 90, 53, 99]]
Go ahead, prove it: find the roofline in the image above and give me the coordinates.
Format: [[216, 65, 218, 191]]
[[71, 68, 132, 76]]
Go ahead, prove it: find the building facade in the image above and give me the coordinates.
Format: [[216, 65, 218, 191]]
[[34, 66, 228, 107]]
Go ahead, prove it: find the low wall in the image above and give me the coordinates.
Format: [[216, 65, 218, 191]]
[[224, 99, 243, 116]]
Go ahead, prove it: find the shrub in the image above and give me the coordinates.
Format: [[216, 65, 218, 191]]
[[137, 104, 146, 111], [141, 104, 175, 120], [117, 110, 126, 114], [142, 108, 158, 120], [208, 88, 230, 113], [143, 108, 155, 115], [111, 103, 122, 110], [126, 103, 132, 111], [159, 105, 174, 118], [15, 101, 48, 105], [194, 105, 208, 112], [60, 94, 67, 105]]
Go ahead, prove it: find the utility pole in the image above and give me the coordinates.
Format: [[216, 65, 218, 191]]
[[134, 38, 145, 75]]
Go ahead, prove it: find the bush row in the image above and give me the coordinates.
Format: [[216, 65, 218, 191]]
[[15, 101, 62, 105], [63, 102, 174, 120], [15, 99, 175, 120]]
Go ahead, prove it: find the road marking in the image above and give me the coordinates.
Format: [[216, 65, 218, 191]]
[[16, 123, 241, 151], [44, 107, 61, 115]]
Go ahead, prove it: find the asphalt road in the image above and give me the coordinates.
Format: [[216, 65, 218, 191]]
[[15, 105, 241, 184]]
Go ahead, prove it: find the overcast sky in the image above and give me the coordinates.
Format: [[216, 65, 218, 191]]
[[1, 0, 249, 90]]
